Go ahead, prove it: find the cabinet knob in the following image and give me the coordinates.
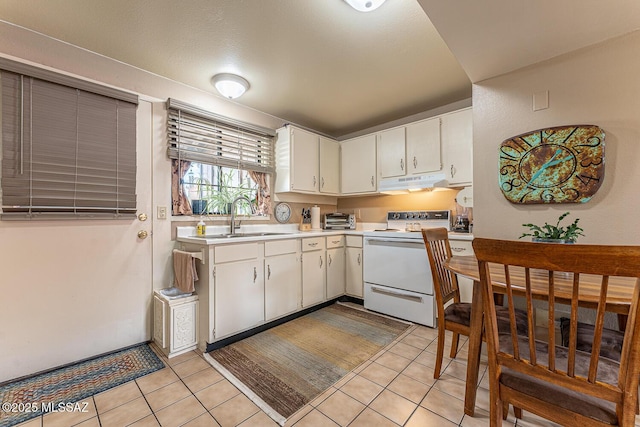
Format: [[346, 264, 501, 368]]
[[313, 176, 317, 187], [413, 156, 417, 169], [451, 164, 455, 177], [357, 253, 361, 265], [321, 177, 325, 188], [328, 253, 332, 266], [137, 230, 148, 239], [253, 267, 257, 283], [371, 176, 374, 187], [319, 255, 323, 268], [400, 158, 404, 171], [267, 265, 271, 279]]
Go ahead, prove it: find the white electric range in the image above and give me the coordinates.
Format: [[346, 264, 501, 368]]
[[362, 210, 450, 327]]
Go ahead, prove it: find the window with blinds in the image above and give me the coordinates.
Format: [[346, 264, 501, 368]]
[[166, 99, 275, 217], [1, 60, 138, 220], [166, 99, 275, 174]]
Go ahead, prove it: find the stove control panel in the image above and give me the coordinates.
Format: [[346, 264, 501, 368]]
[[386, 210, 450, 222]]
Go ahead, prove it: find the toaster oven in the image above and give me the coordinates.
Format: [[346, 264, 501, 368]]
[[324, 213, 356, 230]]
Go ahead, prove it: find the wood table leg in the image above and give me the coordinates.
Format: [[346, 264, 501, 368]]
[[464, 279, 484, 416]]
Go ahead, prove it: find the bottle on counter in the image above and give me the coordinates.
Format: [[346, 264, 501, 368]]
[[197, 218, 206, 236]]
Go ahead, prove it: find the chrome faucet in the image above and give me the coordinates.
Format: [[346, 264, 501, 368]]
[[230, 195, 255, 235]]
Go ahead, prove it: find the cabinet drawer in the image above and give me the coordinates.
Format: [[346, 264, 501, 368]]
[[449, 239, 474, 256], [301, 237, 325, 252], [345, 235, 363, 248], [326, 235, 345, 249], [265, 239, 299, 257], [214, 243, 261, 263]]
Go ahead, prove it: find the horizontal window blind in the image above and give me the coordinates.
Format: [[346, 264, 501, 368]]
[[166, 98, 275, 173], [1, 68, 138, 220]]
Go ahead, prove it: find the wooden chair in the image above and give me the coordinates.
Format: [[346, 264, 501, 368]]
[[422, 228, 527, 379], [473, 238, 640, 427]]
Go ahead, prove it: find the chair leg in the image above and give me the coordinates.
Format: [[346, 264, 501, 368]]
[[434, 326, 446, 379], [449, 332, 460, 358], [514, 407, 522, 419]]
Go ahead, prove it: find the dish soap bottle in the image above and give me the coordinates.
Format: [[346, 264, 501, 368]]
[[197, 218, 206, 236]]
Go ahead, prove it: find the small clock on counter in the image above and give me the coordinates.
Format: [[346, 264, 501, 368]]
[[274, 202, 291, 223]]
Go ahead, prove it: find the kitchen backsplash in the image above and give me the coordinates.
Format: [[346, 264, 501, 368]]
[[337, 188, 469, 224]]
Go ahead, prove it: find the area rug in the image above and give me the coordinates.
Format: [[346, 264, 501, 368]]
[[204, 303, 412, 425], [0, 343, 164, 427]]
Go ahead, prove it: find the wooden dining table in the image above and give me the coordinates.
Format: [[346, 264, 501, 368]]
[[444, 255, 636, 417]]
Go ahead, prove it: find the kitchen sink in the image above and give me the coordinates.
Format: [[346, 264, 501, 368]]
[[192, 232, 291, 239]]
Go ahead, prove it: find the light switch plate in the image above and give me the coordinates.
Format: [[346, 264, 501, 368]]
[[533, 90, 549, 111]]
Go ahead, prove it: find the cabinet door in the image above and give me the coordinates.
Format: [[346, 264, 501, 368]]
[[441, 108, 473, 186], [215, 259, 264, 338], [291, 127, 319, 192], [326, 247, 345, 299], [341, 135, 377, 194], [346, 247, 363, 298], [319, 136, 340, 195], [265, 253, 301, 321], [302, 251, 325, 307], [406, 117, 441, 174], [378, 127, 406, 178]]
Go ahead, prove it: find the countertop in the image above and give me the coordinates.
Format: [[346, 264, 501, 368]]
[[176, 224, 473, 245]]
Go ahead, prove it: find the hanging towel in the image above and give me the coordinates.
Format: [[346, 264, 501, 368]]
[[173, 249, 199, 293]]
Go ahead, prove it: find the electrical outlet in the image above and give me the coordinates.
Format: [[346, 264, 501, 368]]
[[157, 206, 167, 220]]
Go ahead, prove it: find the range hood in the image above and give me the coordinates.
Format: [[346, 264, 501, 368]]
[[378, 173, 448, 194]]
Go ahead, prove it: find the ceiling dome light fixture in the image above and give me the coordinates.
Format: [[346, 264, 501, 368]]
[[344, 0, 386, 12], [211, 73, 250, 99]]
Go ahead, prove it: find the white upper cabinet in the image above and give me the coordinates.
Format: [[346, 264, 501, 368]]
[[406, 117, 441, 174], [275, 125, 339, 195], [441, 107, 473, 186], [377, 127, 406, 178], [340, 134, 377, 194], [319, 136, 340, 195], [275, 125, 319, 194], [377, 117, 441, 180]]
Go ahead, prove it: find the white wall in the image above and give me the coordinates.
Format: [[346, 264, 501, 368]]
[[0, 22, 286, 381], [473, 31, 640, 244]]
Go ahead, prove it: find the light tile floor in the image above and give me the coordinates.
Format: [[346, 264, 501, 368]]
[[14, 312, 640, 427]]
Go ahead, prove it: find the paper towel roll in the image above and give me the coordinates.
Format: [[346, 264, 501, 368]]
[[311, 205, 321, 230]]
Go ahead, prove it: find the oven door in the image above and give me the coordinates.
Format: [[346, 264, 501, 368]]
[[363, 236, 433, 295]]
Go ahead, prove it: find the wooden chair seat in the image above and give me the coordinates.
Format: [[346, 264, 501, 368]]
[[445, 303, 528, 336], [500, 334, 620, 424], [559, 318, 624, 362]]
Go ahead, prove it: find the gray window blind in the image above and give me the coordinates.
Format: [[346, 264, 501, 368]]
[[166, 98, 275, 173], [1, 69, 138, 219]]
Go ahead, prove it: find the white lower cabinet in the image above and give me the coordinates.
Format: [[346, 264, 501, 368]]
[[345, 236, 364, 298], [214, 244, 264, 339], [265, 240, 301, 321], [326, 235, 345, 299], [302, 237, 326, 307]]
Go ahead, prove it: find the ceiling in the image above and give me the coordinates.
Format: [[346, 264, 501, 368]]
[[417, 0, 640, 84], [1, 1, 639, 139], [0, 0, 471, 138]]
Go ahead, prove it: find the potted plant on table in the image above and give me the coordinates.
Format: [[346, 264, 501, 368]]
[[519, 212, 584, 243]]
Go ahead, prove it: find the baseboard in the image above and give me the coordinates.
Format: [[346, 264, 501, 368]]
[[205, 299, 347, 352]]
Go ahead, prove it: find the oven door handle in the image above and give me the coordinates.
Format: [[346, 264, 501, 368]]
[[365, 237, 425, 246], [370, 286, 424, 303]]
